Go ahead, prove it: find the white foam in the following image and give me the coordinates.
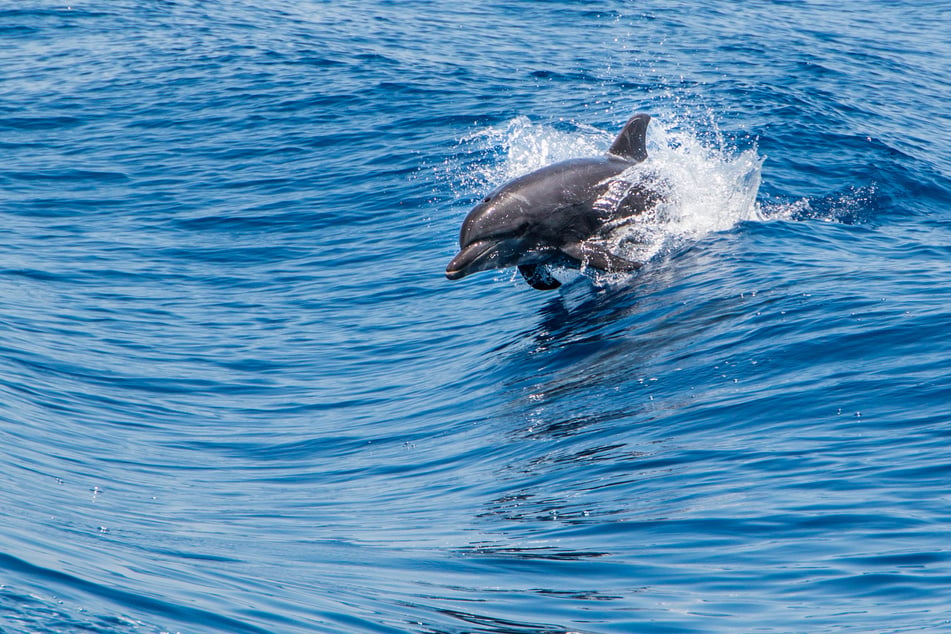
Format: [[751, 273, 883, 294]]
[[758, 185, 877, 224]]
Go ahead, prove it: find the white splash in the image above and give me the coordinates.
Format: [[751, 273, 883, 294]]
[[458, 116, 607, 186], [608, 120, 765, 264]]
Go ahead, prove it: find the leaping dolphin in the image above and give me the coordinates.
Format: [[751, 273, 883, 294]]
[[445, 114, 662, 290]]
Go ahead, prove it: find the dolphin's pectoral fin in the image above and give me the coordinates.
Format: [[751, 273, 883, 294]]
[[563, 242, 642, 273], [518, 264, 562, 290], [607, 113, 650, 163]]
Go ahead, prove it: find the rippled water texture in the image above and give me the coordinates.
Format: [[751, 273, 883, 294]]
[[1, 1, 950, 632]]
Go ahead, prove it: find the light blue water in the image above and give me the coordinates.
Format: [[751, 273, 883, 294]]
[[1, 1, 950, 632]]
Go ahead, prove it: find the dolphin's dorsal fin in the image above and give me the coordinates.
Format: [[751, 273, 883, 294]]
[[607, 113, 650, 163]]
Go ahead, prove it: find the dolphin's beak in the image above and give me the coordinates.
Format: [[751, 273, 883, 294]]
[[446, 237, 526, 281], [446, 240, 497, 280]]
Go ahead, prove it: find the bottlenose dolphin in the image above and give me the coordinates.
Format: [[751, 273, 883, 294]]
[[445, 114, 661, 290]]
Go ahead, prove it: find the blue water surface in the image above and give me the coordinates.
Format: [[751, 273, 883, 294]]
[[2, 1, 951, 632]]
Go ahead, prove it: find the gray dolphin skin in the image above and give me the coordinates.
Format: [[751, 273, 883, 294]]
[[445, 114, 661, 290]]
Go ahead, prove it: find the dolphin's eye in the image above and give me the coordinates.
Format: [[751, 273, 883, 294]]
[[482, 196, 491, 203]]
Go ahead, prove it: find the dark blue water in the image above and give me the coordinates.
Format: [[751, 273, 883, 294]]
[[2, 1, 950, 632]]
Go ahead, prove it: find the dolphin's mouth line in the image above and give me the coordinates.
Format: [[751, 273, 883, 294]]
[[447, 239, 575, 281], [445, 265, 471, 280], [445, 240, 500, 280]]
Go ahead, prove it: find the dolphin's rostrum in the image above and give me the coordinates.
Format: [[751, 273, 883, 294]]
[[446, 114, 661, 290]]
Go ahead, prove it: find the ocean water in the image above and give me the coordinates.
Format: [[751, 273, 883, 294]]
[[2, 1, 950, 632]]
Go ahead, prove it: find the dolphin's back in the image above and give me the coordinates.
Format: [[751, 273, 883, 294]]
[[506, 158, 630, 210]]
